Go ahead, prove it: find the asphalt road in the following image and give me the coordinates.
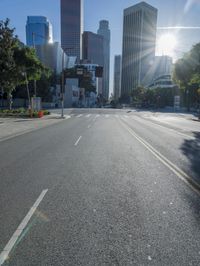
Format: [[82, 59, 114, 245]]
[[0, 108, 200, 265]]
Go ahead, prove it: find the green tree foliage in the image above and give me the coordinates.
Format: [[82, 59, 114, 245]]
[[64, 66, 96, 93], [14, 72, 56, 102], [13, 46, 50, 84], [130, 86, 175, 108], [0, 19, 19, 108], [0, 19, 51, 108], [173, 42, 200, 109]]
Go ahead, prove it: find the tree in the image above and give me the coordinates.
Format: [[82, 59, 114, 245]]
[[0, 19, 19, 109], [173, 42, 200, 110], [131, 86, 146, 106], [64, 66, 96, 93], [13, 46, 51, 106], [14, 46, 50, 83], [0, 19, 51, 109]]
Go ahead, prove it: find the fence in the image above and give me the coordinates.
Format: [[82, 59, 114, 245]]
[[0, 99, 55, 109]]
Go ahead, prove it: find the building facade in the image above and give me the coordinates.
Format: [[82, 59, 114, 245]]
[[26, 16, 53, 46], [82, 31, 104, 66], [97, 20, 111, 101], [81, 63, 103, 96], [151, 56, 173, 81], [113, 55, 122, 100], [35, 42, 67, 74], [148, 75, 177, 90], [60, 0, 83, 62], [121, 2, 157, 97]]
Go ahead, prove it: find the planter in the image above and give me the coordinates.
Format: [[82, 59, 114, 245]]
[[38, 111, 44, 118]]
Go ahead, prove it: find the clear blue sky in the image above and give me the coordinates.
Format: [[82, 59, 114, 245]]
[[1, 0, 200, 93]]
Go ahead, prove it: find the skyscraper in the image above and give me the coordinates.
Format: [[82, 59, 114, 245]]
[[113, 55, 122, 101], [26, 16, 53, 46], [121, 2, 157, 97], [97, 20, 110, 101], [60, 0, 83, 62], [82, 31, 104, 66]]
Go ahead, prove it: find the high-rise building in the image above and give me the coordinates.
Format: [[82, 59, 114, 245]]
[[113, 55, 122, 100], [152, 56, 173, 80], [60, 0, 83, 62], [97, 20, 110, 101], [121, 2, 157, 97], [26, 16, 53, 46], [35, 42, 67, 74], [82, 31, 104, 66]]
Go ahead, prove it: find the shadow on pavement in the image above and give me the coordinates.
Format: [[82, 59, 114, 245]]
[[181, 132, 200, 185]]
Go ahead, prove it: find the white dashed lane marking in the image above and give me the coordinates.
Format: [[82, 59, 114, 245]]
[[74, 136, 82, 146], [0, 189, 48, 265]]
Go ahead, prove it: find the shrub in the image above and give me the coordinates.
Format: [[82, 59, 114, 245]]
[[42, 110, 50, 115]]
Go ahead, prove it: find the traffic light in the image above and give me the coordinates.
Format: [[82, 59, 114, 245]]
[[95, 66, 103, 77]]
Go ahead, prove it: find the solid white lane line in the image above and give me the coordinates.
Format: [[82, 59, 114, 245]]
[[0, 189, 48, 265], [74, 136, 82, 146], [105, 114, 109, 118], [88, 124, 91, 128], [120, 118, 200, 196], [86, 114, 91, 118], [77, 114, 83, 118]]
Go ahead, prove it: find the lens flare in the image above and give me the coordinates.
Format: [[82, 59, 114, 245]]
[[157, 34, 177, 57]]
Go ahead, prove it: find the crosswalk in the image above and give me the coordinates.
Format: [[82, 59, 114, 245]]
[[69, 113, 132, 119]]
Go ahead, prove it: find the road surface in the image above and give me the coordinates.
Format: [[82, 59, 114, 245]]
[[0, 109, 200, 265]]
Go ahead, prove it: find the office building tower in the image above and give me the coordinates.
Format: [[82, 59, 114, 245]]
[[35, 42, 67, 74], [82, 31, 104, 66], [61, 0, 83, 62], [152, 56, 173, 80], [113, 55, 122, 100], [26, 16, 53, 46], [121, 2, 157, 96], [97, 20, 110, 100]]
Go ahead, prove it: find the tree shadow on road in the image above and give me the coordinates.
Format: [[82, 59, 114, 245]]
[[181, 132, 200, 184], [181, 132, 200, 225]]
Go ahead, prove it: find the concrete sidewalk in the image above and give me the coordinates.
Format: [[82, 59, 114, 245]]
[[0, 114, 69, 142]]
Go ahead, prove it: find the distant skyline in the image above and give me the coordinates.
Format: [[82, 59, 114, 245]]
[[1, 0, 200, 94]]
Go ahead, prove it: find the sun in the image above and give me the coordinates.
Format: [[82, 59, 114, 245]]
[[157, 34, 177, 57]]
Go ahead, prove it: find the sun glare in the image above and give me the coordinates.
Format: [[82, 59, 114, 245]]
[[157, 34, 177, 57]]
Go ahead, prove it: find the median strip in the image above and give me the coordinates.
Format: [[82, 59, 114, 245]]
[[0, 189, 48, 265], [120, 118, 200, 196]]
